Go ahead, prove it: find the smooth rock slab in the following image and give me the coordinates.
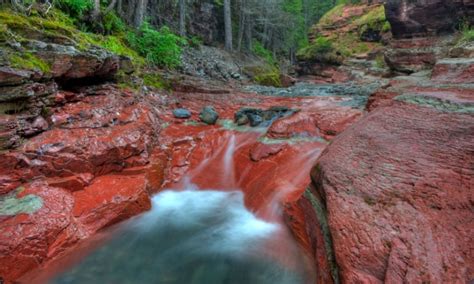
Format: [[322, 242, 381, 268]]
[[306, 99, 474, 283]]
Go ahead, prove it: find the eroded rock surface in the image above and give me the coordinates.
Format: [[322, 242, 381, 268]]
[[0, 84, 168, 282], [303, 94, 474, 283]]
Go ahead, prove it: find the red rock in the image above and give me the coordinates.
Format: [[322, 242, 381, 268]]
[[431, 58, 474, 84], [72, 174, 151, 233], [302, 98, 474, 283], [366, 90, 399, 111], [0, 84, 166, 282], [249, 143, 287, 162], [0, 183, 77, 283]]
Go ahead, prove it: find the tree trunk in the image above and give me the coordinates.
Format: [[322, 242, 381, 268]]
[[179, 0, 186, 36], [92, 0, 100, 20], [224, 0, 233, 51], [134, 0, 148, 28], [237, 0, 245, 51]]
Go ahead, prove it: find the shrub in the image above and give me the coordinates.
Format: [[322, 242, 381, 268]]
[[252, 41, 277, 66], [103, 12, 126, 34], [297, 36, 334, 60], [127, 22, 187, 68], [461, 28, 474, 43], [55, 0, 92, 18]]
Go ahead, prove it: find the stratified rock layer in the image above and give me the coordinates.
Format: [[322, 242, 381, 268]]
[[306, 97, 474, 283]]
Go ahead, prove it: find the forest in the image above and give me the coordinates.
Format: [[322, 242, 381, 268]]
[[3, 0, 346, 67]]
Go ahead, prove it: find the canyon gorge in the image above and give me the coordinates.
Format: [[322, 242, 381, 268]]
[[0, 0, 473, 283]]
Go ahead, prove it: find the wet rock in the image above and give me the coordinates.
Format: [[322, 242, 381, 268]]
[[234, 107, 296, 127], [73, 174, 151, 233], [0, 85, 166, 282], [199, 106, 219, 125], [303, 96, 474, 283], [247, 113, 263, 127], [173, 108, 192, 119]]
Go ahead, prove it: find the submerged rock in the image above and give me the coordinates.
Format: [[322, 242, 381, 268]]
[[199, 106, 219, 125], [234, 106, 295, 127], [173, 108, 192, 119]]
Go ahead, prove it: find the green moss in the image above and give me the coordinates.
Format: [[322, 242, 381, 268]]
[[354, 5, 387, 31], [142, 73, 170, 90], [96, 35, 145, 66], [254, 71, 281, 87], [0, 187, 43, 215], [9, 52, 50, 73], [318, 4, 346, 27]]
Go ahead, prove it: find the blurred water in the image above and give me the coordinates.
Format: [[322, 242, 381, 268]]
[[49, 188, 309, 284]]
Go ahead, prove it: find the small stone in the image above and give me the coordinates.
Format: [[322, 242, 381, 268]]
[[173, 108, 191, 119], [199, 106, 219, 125], [247, 113, 263, 127]]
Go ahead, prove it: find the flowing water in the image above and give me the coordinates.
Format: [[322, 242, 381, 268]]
[[29, 125, 318, 284], [48, 189, 309, 284]]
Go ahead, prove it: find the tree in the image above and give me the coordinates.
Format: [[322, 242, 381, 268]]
[[224, 0, 233, 50], [134, 0, 148, 27], [179, 0, 186, 36]]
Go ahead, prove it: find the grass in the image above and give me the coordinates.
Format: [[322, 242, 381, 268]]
[[460, 28, 474, 43]]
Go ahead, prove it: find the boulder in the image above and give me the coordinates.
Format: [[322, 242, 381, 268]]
[[199, 106, 219, 125], [304, 95, 474, 283], [27, 41, 120, 81], [173, 108, 192, 119], [385, 0, 472, 39]]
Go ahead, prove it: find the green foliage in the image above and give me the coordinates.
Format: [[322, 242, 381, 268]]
[[462, 29, 474, 42], [9, 52, 50, 73], [127, 22, 187, 68], [354, 5, 389, 35], [96, 35, 144, 65], [103, 12, 127, 34], [297, 36, 335, 60], [188, 35, 203, 48], [252, 41, 277, 66], [55, 0, 92, 18], [254, 69, 282, 87]]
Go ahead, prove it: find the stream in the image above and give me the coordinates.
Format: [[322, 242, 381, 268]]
[[24, 81, 378, 284]]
